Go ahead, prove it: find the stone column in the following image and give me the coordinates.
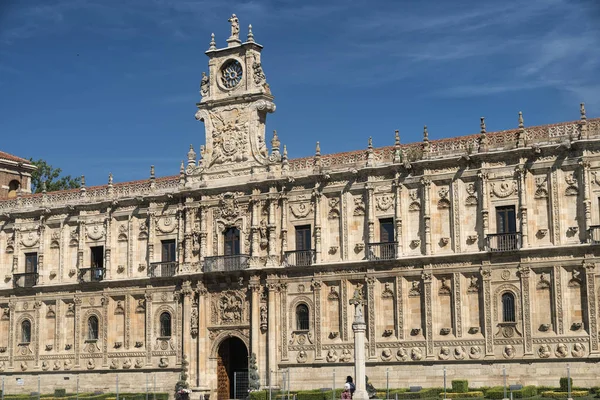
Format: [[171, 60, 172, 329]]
[[59, 222, 64, 283], [266, 278, 279, 386], [366, 184, 375, 245], [267, 188, 277, 261], [518, 266, 533, 356], [77, 220, 85, 270], [124, 294, 131, 349], [199, 206, 207, 261], [177, 207, 185, 266], [581, 160, 592, 236], [251, 190, 260, 256], [393, 181, 403, 257], [184, 201, 194, 265], [422, 178, 432, 255], [481, 267, 493, 357], [365, 276, 376, 359], [452, 180, 461, 253], [585, 262, 598, 354], [341, 191, 349, 261], [550, 169, 561, 245], [422, 271, 434, 358], [553, 266, 564, 334], [395, 276, 404, 340], [311, 279, 323, 360], [181, 282, 193, 382], [280, 192, 288, 255], [249, 276, 261, 359], [313, 188, 322, 263], [478, 172, 489, 242], [148, 213, 156, 263], [33, 301, 41, 368], [105, 215, 112, 279], [73, 295, 82, 367], [453, 272, 462, 338], [8, 300, 15, 369], [349, 288, 368, 400], [38, 217, 45, 284], [145, 291, 153, 365], [516, 165, 529, 248], [101, 294, 108, 367]]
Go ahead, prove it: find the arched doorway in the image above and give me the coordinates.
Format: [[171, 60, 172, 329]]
[[217, 336, 248, 400]]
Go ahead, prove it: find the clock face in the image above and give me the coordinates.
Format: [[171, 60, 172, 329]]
[[220, 60, 243, 89]]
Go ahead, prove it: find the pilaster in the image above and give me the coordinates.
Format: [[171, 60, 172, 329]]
[[266, 277, 279, 381], [313, 189, 322, 263], [199, 206, 207, 261], [452, 180, 461, 253], [124, 294, 131, 349], [8, 300, 15, 369], [311, 278, 323, 360], [341, 279, 348, 341], [550, 168, 561, 245], [553, 266, 564, 334], [422, 178, 432, 255], [341, 191, 349, 261], [280, 192, 288, 255], [145, 290, 153, 365], [280, 282, 289, 361], [148, 213, 155, 263], [251, 190, 260, 256], [422, 271, 434, 358], [395, 276, 404, 340], [33, 300, 41, 368], [74, 295, 82, 367], [101, 293, 108, 367], [267, 188, 277, 259], [393, 181, 403, 257], [519, 266, 533, 356], [481, 267, 493, 357], [181, 281, 193, 380], [366, 184, 375, 244], [249, 276, 261, 359], [479, 172, 489, 240], [517, 165, 529, 248], [196, 281, 208, 388], [105, 214, 112, 279], [581, 160, 592, 234], [453, 272, 462, 337], [59, 222, 64, 283], [585, 262, 598, 354]]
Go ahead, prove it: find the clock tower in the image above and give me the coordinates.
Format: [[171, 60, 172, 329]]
[[194, 15, 276, 181]]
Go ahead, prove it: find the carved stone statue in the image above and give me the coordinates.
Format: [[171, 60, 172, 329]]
[[349, 283, 365, 321], [228, 14, 240, 40], [259, 304, 268, 332], [200, 72, 210, 97]]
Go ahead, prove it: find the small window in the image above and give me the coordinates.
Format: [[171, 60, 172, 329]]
[[296, 304, 309, 330], [21, 320, 31, 343], [224, 228, 240, 256], [7, 180, 20, 198], [295, 225, 311, 251], [379, 218, 394, 243], [90, 246, 104, 269], [87, 316, 99, 340], [496, 206, 516, 234], [502, 292, 516, 322], [161, 240, 176, 262], [160, 312, 172, 337]]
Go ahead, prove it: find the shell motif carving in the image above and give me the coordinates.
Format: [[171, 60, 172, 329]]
[[490, 180, 517, 198]]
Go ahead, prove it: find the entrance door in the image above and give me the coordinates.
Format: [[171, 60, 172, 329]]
[[217, 337, 248, 400]]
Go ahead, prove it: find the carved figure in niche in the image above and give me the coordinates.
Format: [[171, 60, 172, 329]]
[[253, 59, 266, 85], [64, 360, 73, 370], [438, 278, 451, 295], [454, 346, 466, 360], [42, 361, 49, 371], [537, 273, 551, 290], [503, 345, 516, 359], [409, 281, 421, 296], [87, 359, 95, 370], [66, 303, 75, 316], [555, 343, 568, 358], [381, 283, 394, 298], [467, 276, 479, 293], [438, 346, 450, 360], [349, 283, 365, 320], [572, 343, 585, 357], [326, 349, 338, 362], [159, 357, 169, 368], [381, 349, 392, 361], [340, 349, 352, 362], [115, 300, 124, 315], [135, 358, 144, 368], [569, 270, 582, 287], [136, 299, 146, 313], [110, 359, 119, 369], [469, 346, 481, 359], [200, 72, 210, 97], [123, 359, 132, 369], [259, 219, 268, 249], [537, 344, 551, 358], [53, 361, 61, 370], [297, 350, 307, 363], [20, 362, 28, 371], [396, 348, 408, 361], [218, 291, 243, 324], [411, 348, 423, 361], [2, 308, 9, 320], [191, 308, 199, 337], [260, 304, 268, 332]]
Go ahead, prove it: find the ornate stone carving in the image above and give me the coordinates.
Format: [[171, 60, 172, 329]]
[[326, 349, 338, 362], [408, 281, 421, 297], [297, 350, 307, 363], [565, 171, 579, 196], [555, 343, 568, 358], [572, 343, 585, 357], [213, 290, 244, 325], [490, 180, 517, 198], [410, 347, 423, 361], [353, 195, 366, 216], [534, 176, 549, 198], [503, 345, 516, 359], [290, 202, 312, 219], [375, 195, 394, 212], [537, 344, 551, 358]]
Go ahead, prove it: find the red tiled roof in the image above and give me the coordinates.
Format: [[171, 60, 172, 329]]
[[0, 151, 30, 164]]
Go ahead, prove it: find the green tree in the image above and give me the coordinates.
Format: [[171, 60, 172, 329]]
[[248, 353, 260, 391], [29, 158, 81, 193]]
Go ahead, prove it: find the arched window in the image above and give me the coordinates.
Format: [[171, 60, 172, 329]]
[[160, 312, 172, 337], [87, 316, 99, 340], [224, 227, 240, 256], [296, 304, 309, 331], [21, 320, 31, 343], [7, 180, 20, 198], [502, 292, 516, 322]]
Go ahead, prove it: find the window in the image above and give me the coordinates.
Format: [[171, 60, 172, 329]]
[[24, 253, 38, 287], [7, 180, 20, 198], [90, 246, 104, 281], [160, 312, 172, 337], [295, 225, 311, 251], [379, 218, 394, 243], [87, 316, 99, 340], [161, 240, 176, 262], [21, 320, 31, 343], [502, 292, 516, 322], [496, 206, 517, 234], [224, 228, 240, 256], [296, 304, 309, 330]]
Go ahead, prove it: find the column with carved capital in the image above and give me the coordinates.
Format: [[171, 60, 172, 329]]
[[101, 294, 109, 367], [8, 301, 15, 369], [195, 282, 208, 388], [585, 263, 598, 354], [74, 295, 82, 367], [145, 291, 153, 365], [77, 220, 85, 270], [422, 271, 434, 358], [366, 184, 375, 245], [518, 266, 533, 356], [266, 279, 279, 386], [184, 200, 194, 265], [59, 222, 65, 283], [250, 191, 260, 256], [581, 160, 592, 236], [422, 179, 432, 255], [199, 206, 207, 261], [268, 188, 277, 262], [148, 213, 156, 263], [105, 214, 112, 279], [313, 189, 322, 263], [249, 276, 261, 360], [393, 181, 403, 257], [516, 166, 529, 248], [181, 281, 193, 383], [312, 279, 323, 360], [481, 267, 493, 357], [366, 276, 376, 359], [34, 300, 41, 367], [478, 172, 489, 243], [280, 192, 288, 256], [177, 207, 185, 267], [38, 217, 45, 283]]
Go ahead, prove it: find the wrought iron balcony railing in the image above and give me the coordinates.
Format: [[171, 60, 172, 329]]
[[204, 254, 250, 273], [366, 242, 398, 261], [148, 261, 178, 278], [13, 272, 38, 288], [589, 225, 600, 244], [486, 232, 521, 252], [284, 250, 315, 267], [78, 267, 106, 283]]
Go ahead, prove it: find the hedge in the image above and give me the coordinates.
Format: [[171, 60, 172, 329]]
[[560, 378, 574, 392], [451, 381, 469, 394], [54, 390, 67, 399], [438, 391, 483, 398], [541, 391, 589, 398], [3, 394, 168, 400], [396, 388, 444, 399], [486, 386, 537, 399]]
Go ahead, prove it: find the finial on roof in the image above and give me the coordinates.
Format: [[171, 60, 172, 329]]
[[423, 125, 429, 142], [366, 137, 374, 167], [187, 144, 196, 166], [80, 175, 86, 193], [315, 141, 321, 156], [368, 136, 373, 150], [108, 172, 113, 187], [41, 180, 46, 194], [518, 111, 524, 129], [314, 141, 322, 171], [395, 130, 400, 146], [283, 144, 288, 160], [247, 24, 255, 43], [209, 33, 216, 51], [282, 144, 289, 172], [393, 130, 401, 163], [271, 130, 280, 150], [581, 102, 587, 121], [150, 165, 155, 179], [480, 117, 486, 135], [179, 161, 185, 184]]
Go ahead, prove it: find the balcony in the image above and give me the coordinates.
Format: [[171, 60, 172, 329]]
[[78, 267, 106, 283], [204, 254, 250, 273], [284, 250, 315, 267], [148, 261, 178, 278], [589, 225, 600, 244], [13, 272, 38, 288], [366, 242, 397, 261], [486, 232, 521, 252]]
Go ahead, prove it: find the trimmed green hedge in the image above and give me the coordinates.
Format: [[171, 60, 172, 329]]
[[54, 390, 67, 399], [560, 378, 574, 392], [542, 390, 589, 398], [439, 391, 483, 398], [396, 388, 445, 399], [3, 394, 168, 400], [486, 386, 537, 399], [451, 381, 469, 394]]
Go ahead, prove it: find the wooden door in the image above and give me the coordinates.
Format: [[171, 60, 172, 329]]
[[217, 342, 230, 400]]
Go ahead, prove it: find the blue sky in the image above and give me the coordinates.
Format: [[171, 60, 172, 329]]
[[1, 0, 599, 186]]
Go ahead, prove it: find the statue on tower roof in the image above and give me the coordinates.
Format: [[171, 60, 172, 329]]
[[228, 14, 240, 41]]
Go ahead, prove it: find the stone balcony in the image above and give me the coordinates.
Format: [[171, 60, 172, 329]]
[[148, 261, 178, 278], [204, 255, 250, 273], [284, 250, 315, 267], [78, 267, 106, 283], [486, 232, 521, 252], [13, 272, 38, 288], [366, 242, 397, 261]]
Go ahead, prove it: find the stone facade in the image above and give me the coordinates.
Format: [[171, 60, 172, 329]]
[[0, 151, 35, 199], [2, 16, 600, 399]]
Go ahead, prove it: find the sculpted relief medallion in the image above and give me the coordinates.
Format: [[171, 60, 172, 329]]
[[20, 231, 40, 248], [156, 216, 177, 234], [490, 180, 517, 198], [209, 107, 250, 167], [212, 291, 245, 325]]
